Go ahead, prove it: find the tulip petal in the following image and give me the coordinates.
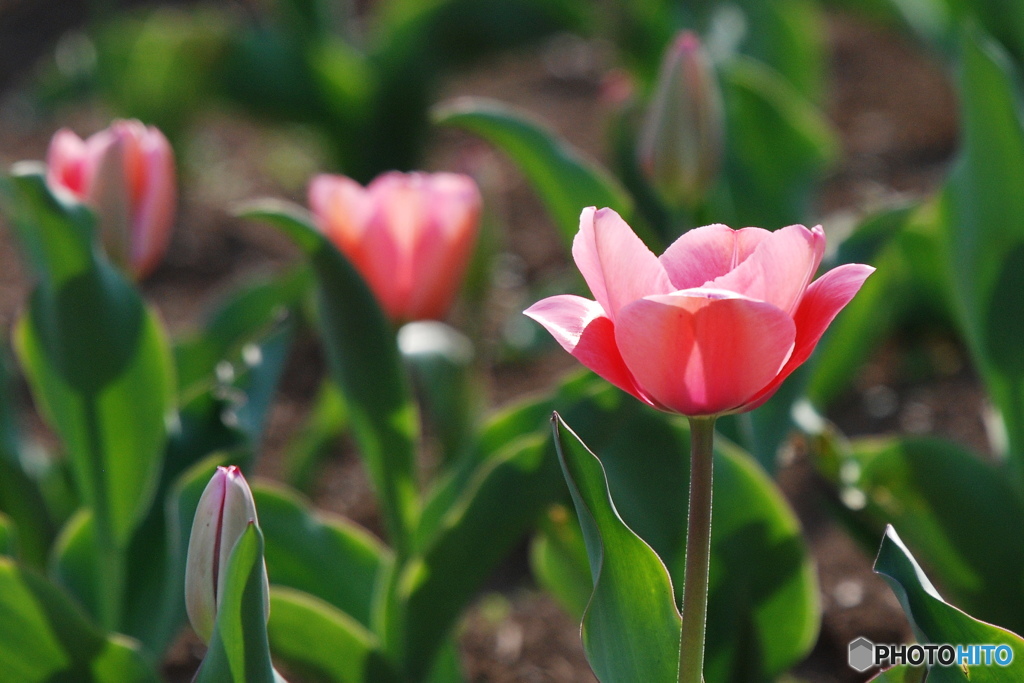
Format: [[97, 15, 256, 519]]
[[46, 129, 88, 197], [309, 174, 372, 254], [525, 295, 656, 407], [660, 224, 772, 289], [743, 263, 875, 411], [703, 224, 826, 314], [131, 127, 177, 278], [406, 173, 481, 319], [614, 291, 796, 415], [572, 207, 671, 320]]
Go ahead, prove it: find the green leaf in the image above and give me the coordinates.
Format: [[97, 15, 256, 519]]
[[282, 378, 348, 494], [718, 55, 838, 227], [385, 430, 562, 680], [174, 267, 311, 396], [0, 557, 159, 682], [544, 387, 818, 681], [2, 169, 175, 550], [828, 435, 1024, 636], [433, 97, 634, 248], [0, 511, 16, 557], [0, 352, 54, 566], [254, 482, 390, 629], [194, 524, 276, 683], [267, 587, 398, 683], [529, 504, 593, 620], [874, 525, 1024, 681], [552, 413, 681, 682], [239, 201, 419, 555], [936, 27, 1024, 477]]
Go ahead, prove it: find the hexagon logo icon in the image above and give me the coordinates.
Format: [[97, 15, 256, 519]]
[[849, 637, 875, 672]]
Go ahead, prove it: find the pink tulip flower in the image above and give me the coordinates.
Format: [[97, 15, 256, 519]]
[[46, 120, 176, 279], [309, 171, 481, 323], [184, 466, 269, 644], [525, 208, 874, 417]]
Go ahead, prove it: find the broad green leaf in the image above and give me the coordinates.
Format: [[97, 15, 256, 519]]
[[283, 378, 348, 493], [2, 169, 175, 551], [240, 201, 419, 555], [543, 386, 818, 681], [0, 557, 158, 682], [0, 511, 15, 557], [529, 504, 593, 619], [718, 56, 838, 228], [433, 97, 634, 248], [805, 206, 920, 407], [49, 510, 99, 622], [194, 524, 276, 683], [936, 27, 1024, 475], [552, 414, 681, 682], [175, 267, 311, 396], [267, 587, 398, 683], [874, 525, 1024, 681], [384, 430, 562, 681], [0, 348, 54, 567], [255, 482, 390, 629], [741, 0, 827, 103], [830, 436, 1024, 636]]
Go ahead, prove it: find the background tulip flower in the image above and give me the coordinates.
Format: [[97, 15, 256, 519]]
[[46, 119, 176, 279], [185, 466, 269, 644], [525, 207, 874, 417], [308, 171, 481, 323], [637, 31, 724, 209]]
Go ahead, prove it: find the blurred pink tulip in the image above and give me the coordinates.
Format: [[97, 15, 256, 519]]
[[637, 31, 723, 209], [309, 171, 481, 322], [184, 466, 269, 644], [525, 208, 874, 417], [46, 120, 176, 279]]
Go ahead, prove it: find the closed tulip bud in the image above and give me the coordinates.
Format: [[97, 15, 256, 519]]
[[185, 466, 269, 644], [46, 120, 176, 279], [637, 32, 723, 209], [308, 171, 482, 323]]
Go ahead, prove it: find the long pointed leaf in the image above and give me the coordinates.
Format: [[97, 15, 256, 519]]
[[239, 201, 419, 555]]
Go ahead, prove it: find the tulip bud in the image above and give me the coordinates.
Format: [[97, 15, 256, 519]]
[[46, 119, 176, 279], [185, 466, 269, 644], [637, 32, 723, 209]]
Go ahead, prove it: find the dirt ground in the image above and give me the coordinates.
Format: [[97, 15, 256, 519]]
[[0, 6, 971, 682]]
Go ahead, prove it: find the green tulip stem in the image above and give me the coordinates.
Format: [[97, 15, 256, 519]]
[[678, 416, 716, 683]]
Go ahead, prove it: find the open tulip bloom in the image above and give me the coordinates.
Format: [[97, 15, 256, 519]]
[[526, 207, 873, 682]]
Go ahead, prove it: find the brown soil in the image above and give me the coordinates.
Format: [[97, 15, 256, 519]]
[[0, 6, 970, 682]]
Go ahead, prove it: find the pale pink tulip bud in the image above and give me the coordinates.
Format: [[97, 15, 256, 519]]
[[184, 466, 269, 644], [46, 120, 176, 279], [308, 171, 482, 323], [637, 32, 724, 209]]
